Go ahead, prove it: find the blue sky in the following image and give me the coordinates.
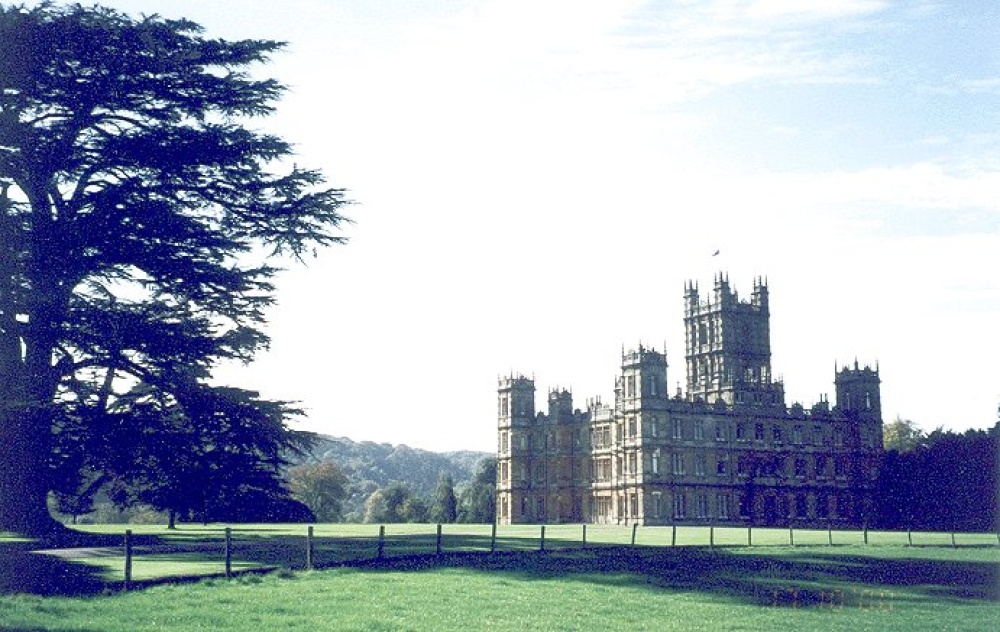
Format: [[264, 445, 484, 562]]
[[31, 1, 1000, 450]]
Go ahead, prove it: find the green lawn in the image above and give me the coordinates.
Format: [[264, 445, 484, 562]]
[[1, 544, 997, 631]]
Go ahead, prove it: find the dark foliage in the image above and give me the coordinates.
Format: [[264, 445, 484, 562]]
[[875, 424, 998, 531]]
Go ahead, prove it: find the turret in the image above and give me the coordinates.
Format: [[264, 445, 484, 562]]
[[835, 360, 881, 419], [498, 375, 535, 428]]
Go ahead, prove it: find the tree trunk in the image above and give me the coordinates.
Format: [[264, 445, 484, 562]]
[[0, 407, 65, 536]]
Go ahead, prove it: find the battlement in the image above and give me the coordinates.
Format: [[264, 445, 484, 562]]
[[684, 273, 769, 315], [621, 344, 667, 368], [498, 374, 534, 390]]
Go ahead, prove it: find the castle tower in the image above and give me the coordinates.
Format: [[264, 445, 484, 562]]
[[620, 344, 668, 414], [835, 360, 881, 420], [684, 274, 784, 406], [616, 345, 668, 524], [834, 361, 883, 525], [546, 388, 585, 523], [497, 375, 535, 525]]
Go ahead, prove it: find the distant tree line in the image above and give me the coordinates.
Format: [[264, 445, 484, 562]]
[[279, 457, 496, 525], [875, 418, 998, 532]]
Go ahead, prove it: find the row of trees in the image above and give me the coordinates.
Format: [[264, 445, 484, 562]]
[[288, 458, 498, 525], [875, 419, 998, 532]]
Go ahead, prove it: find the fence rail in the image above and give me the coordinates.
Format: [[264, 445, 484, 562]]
[[116, 523, 1000, 589]]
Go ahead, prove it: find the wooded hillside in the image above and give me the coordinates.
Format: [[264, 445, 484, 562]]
[[300, 436, 491, 522]]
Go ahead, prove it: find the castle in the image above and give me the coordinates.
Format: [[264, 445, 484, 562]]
[[496, 274, 883, 527]]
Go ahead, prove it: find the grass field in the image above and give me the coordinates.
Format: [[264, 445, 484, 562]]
[[1, 524, 998, 630], [1, 544, 998, 631]]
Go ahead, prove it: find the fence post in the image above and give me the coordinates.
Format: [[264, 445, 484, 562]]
[[672, 524, 677, 547], [863, 523, 869, 546], [540, 525, 546, 553], [377, 525, 385, 560], [123, 529, 133, 590], [306, 525, 314, 570], [828, 522, 833, 546], [789, 523, 794, 547], [710, 525, 714, 550], [951, 530, 957, 549], [631, 522, 638, 547], [436, 524, 443, 556], [225, 527, 232, 578], [490, 521, 497, 553], [747, 526, 752, 547], [907, 526, 913, 547], [582, 524, 587, 549]]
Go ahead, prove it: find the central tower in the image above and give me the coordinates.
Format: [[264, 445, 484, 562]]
[[684, 274, 784, 407]]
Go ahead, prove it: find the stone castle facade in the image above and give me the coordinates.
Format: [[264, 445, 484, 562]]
[[496, 274, 883, 527]]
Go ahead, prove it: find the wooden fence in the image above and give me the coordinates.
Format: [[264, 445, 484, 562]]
[[118, 523, 1000, 590]]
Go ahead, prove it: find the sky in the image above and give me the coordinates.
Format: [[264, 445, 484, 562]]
[[31, 1, 1000, 451]]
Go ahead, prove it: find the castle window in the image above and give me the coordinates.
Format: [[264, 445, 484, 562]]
[[715, 421, 726, 441], [693, 420, 705, 440], [795, 494, 808, 518], [696, 494, 709, 519], [795, 458, 807, 478], [501, 432, 509, 454], [652, 492, 662, 519], [630, 494, 639, 517], [834, 428, 844, 447], [716, 494, 730, 520], [717, 457, 727, 476], [694, 454, 706, 477], [772, 426, 782, 444], [628, 418, 637, 438], [816, 494, 828, 519], [672, 419, 683, 440], [793, 425, 803, 445], [839, 494, 852, 519], [672, 453, 685, 475], [813, 426, 823, 446], [500, 462, 508, 485], [673, 493, 687, 519], [736, 422, 746, 441], [816, 456, 828, 479], [835, 457, 847, 478], [652, 449, 660, 475], [755, 423, 765, 442], [737, 456, 747, 477]]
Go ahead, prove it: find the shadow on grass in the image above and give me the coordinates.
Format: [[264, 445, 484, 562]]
[[0, 532, 167, 596], [336, 545, 1000, 609], [0, 546, 107, 596], [5, 529, 998, 607]]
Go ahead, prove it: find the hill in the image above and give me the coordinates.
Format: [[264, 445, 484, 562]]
[[301, 436, 492, 522]]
